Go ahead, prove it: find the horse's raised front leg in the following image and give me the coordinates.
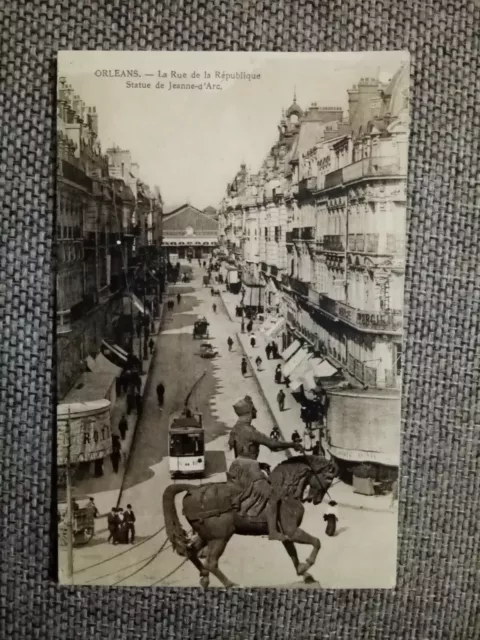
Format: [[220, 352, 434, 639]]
[[289, 528, 321, 577], [282, 540, 317, 584], [204, 538, 237, 588]]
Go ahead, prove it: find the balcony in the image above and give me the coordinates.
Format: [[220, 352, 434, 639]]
[[292, 228, 300, 240], [318, 293, 338, 316], [60, 160, 92, 191], [323, 156, 405, 190], [285, 232, 292, 244], [348, 233, 379, 253], [343, 156, 403, 183], [287, 276, 309, 297], [323, 235, 345, 252], [324, 168, 343, 189], [301, 227, 315, 241]]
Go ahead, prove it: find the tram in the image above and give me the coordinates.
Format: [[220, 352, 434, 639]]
[[168, 410, 205, 478]]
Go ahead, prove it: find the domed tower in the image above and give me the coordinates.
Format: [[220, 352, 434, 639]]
[[285, 89, 304, 128]]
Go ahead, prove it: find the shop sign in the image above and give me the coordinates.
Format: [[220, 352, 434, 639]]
[[57, 400, 112, 465], [327, 444, 398, 466]]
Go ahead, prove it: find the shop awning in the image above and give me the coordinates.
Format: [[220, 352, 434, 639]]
[[95, 353, 122, 376], [282, 346, 311, 379], [290, 354, 316, 391], [130, 292, 146, 315], [261, 316, 285, 339], [102, 340, 128, 363], [63, 372, 116, 404], [86, 355, 98, 372], [281, 339, 302, 362], [311, 358, 340, 378]]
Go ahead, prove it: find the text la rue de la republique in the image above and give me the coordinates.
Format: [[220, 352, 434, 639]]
[[94, 69, 262, 91]]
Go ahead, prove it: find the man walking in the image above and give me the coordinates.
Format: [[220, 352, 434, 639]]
[[265, 343, 272, 360], [118, 414, 128, 441], [124, 503, 136, 544], [177, 293, 181, 305], [107, 507, 118, 544], [277, 389, 286, 411], [227, 336, 234, 351], [250, 334, 256, 348], [148, 337, 155, 355], [212, 303, 217, 313], [111, 436, 121, 474], [156, 382, 165, 408], [241, 357, 248, 377]]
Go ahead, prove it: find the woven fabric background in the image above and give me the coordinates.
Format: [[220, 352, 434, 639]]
[[1, 1, 479, 638]]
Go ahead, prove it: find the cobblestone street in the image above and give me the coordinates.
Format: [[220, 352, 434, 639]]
[[59, 263, 398, 588]]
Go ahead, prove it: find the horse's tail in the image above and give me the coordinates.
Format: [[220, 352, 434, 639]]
[[162, 484, 193, 556]]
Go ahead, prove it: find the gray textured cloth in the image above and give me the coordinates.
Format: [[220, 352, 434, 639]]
[[1, 1, 479, 639]]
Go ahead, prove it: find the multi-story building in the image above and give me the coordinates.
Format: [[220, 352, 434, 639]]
[[222, 65, 409, 473], [56, 78, 163, 400]]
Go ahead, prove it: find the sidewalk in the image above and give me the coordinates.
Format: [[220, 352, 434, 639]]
[[220, 289, 392, 513], [73, 303, 166, 516]]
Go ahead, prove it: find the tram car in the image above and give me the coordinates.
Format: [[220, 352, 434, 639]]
[[168, 410, 205, 477]]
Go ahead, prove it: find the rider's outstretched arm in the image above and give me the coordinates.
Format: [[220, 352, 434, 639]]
[[253, 429, 297, 452]]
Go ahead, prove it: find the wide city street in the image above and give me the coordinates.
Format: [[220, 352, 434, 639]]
[[61, 263, 397, 589]]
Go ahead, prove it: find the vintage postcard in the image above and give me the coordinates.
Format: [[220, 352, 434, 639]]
[[56, 51, 408, 588]]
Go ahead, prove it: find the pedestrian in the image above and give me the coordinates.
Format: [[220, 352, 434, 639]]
[[156, 381, 165, 408], [111, 443, 121, 474], [118, 414, 128, 441], [227, 336, 234, 351], [246, 320, 253, 333], [277, 389, 286, 411], [107, 507, 118, 543], [94, 458, 104, 477], [135, 392, 143, 417], [85, 497, 99, 520], [148, 337, 155, 355], [115, 509, 128, 545], [177, 293, 181, 305], [323, 501, 339, 537], [212, 303, 217, 313], [250, 335, 256, 348], [284, 375, 291, 389], [241, 357, 248, 377], [255, 356, 262, 371], [312, 440, 325, 456], [292, 429, 301, 445], [274, 364, 282, 384], [270, 425, 281, 441], [131, 370, 141, 393], [124, 503, 136, 544], [271, 342, 279, 359], [265, 343, 272, 360]]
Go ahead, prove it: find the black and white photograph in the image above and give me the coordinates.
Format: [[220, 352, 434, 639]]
[[56, 50, 409, 588]]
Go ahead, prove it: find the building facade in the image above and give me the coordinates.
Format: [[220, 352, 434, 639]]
[[162, 204, 219, 260], [220, 65, 409, 471], [56, 77, 163, 400]]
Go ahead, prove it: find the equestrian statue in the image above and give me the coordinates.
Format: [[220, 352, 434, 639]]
[[162, 395, 338, 588]]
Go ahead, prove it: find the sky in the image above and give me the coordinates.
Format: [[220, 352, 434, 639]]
[[59, 51, 409, 211]]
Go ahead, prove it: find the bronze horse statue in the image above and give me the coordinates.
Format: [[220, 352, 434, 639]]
[[162, 454, 338, 588]]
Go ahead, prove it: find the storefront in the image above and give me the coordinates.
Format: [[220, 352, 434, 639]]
[[326, 389, 400, 474]]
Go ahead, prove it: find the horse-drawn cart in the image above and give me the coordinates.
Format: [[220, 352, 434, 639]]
[[193, 318, 209, 339], [57, 498, 95, 547], [199, 342, 218, 359]]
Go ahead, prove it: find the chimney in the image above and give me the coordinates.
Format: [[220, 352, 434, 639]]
[[89, 106, 98, 136]]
